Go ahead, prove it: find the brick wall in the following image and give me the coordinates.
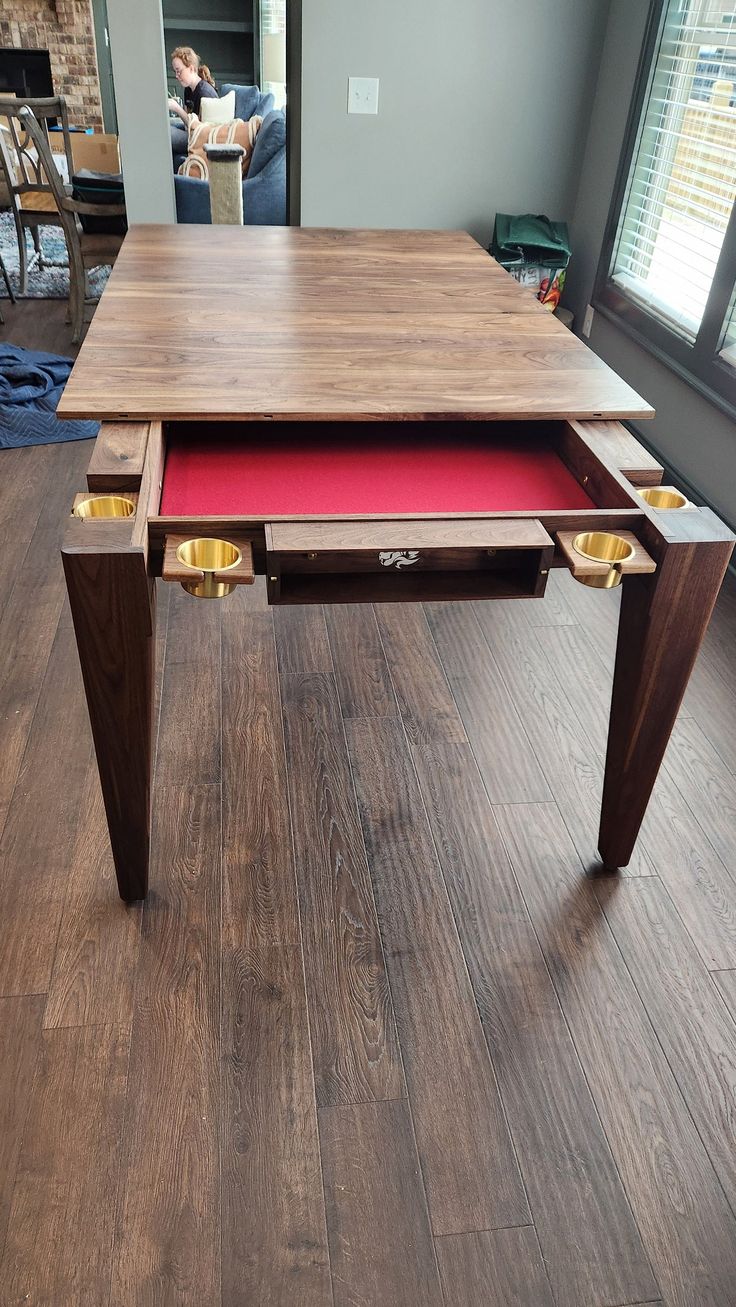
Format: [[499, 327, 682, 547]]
[[0, 0, 103, 129]]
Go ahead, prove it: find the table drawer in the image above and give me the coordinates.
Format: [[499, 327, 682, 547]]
[[265, 519, 554, 605]]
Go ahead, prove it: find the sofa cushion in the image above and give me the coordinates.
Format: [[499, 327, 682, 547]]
[[220, 84, 274, 123], [178, 117, 263, 181], [249, 109, 286, 177], [199, 90, 236, 124]]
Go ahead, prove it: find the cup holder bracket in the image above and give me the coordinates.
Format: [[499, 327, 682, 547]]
[[72, 492, 139, 520], [162, 533, 255, 598], [557, 530, 657, 590]]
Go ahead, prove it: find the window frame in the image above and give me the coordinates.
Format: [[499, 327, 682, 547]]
[[593, 0, 736, 420]]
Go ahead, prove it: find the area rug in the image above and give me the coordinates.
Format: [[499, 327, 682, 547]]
[[0, 342, 99, 446], [0, 210, 110, 299]]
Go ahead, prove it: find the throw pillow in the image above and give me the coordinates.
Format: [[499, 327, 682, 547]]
[[178, 116, 263, 182], [199, 90, 236, 124]]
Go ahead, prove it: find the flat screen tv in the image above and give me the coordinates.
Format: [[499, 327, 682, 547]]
[[0, 48, 54, 100]]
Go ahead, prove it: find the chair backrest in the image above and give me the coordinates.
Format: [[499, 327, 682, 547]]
[[0, 96, 74, 215], [14, 105, 80, 253]]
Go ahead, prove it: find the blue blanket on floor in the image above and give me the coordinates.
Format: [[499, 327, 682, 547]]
[[0, 343, 99, 447]]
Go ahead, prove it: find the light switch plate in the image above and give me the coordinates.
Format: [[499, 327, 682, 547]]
[[348, 76, 379, 114], [582, 304, 595, 338]]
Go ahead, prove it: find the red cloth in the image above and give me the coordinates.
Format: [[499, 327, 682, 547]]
[[160, 427, 594, 516]]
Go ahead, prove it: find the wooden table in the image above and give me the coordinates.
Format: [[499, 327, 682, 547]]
[[58, 225, 735, 900]]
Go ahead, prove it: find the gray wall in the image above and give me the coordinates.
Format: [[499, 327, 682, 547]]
[[300, 0, 611, 244], [107, 0, 175, 224], [566, 0, 736, 525]]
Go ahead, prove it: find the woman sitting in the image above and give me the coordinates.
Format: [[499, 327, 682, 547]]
[[168, 46, 218, 165]]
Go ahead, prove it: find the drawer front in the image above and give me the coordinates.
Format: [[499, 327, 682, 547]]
[[265, 519, 554, 605]]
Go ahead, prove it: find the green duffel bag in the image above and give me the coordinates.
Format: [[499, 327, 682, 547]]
[[490, 213, 571, 271]]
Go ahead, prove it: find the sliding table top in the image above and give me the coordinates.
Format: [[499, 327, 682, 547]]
[[58, 225, 654, 423]]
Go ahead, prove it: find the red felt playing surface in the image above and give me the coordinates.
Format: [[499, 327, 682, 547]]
[[159, 426, 595, 517]]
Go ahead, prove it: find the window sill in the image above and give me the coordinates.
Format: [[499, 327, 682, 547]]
[[591, 285, 736, 425]]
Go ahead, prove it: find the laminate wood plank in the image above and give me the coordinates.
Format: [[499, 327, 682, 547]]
[[474, 577, 578, 637], [414, 742, 657, 1307], [155, 581, 221, 786], [221, 943, 332, 1306], [0, 620, 93, 996], [474, 611, 654, 874], [426, 603, 551, 804], [272, 603, 333, 673], [319, 1100, 442, 1307], [281, 672, 404, 1105], [58, 226, 653, 422], [0, 443, 54, 620], [713, 967, 736, 1003], [638, 762, 736, 969], [43, 768, 142, 1029], [601, 878, 736, 1212], [375, 603, 466, 744], [324, 605, 396, 719], [110, 784, 221, 1306], [495, 800, 736, 1307], [1, 1023, 130, 1306], [664, 716, 736, 872], [699, 572, 736, 700], [0, 995, 44, 1263], [680, 650, 736, 773], [0, 439, 89, 839], [221, 609, 300, 947], [530, 620, 736, 960], [547, 563, 622, 652], [346, 716, 529, 1236], [434, 1227, 555, 1307]]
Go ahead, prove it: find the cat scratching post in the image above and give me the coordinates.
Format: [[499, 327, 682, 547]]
[[204, 143, 245, 225]]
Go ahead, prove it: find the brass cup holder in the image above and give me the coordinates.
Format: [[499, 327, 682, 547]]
[[73, 494, 136, 519], [175, 537, 243, 599], [637, 486, 688, 510], [571, 531, 636, 589]]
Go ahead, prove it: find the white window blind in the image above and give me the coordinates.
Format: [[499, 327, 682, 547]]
[[611, 1, 736, 342]]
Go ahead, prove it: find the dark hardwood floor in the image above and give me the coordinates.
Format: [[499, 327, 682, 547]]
[[2, 299, 736, 1305]]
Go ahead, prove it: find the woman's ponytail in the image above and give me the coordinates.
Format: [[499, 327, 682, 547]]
[[199, 63, 216, 88]]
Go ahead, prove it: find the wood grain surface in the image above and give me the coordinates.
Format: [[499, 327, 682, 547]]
[[496, 800, 736, 1307], [320, 1099, 443, 1307], [413, 741, 657, 1307], [3, 1024, 130, 1306], [221, 943, 332, 1305], [111, 784, 221, 1306], [221, 610, 300, 947], [281, 671, 404, 1105], [347, 716, 530, 1236], [58, 226, 654, 421], [603, 878, 736, 1211], [0, 996, 44, 1261], [435, 1227, 555, 1307]]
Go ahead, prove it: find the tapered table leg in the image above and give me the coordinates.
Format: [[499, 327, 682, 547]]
[[63, 544, 155, 901], [599, 531, 733, 870]]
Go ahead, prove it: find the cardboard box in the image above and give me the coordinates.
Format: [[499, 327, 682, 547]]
[[70, 133, 121, 175]]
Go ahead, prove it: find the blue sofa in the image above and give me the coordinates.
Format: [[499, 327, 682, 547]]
[[174, 85, 286, 226]]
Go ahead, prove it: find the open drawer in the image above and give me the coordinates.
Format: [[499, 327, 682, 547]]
[[265, 519, 555, 604]]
